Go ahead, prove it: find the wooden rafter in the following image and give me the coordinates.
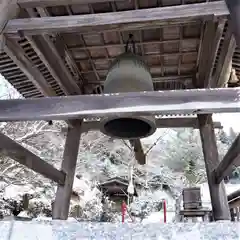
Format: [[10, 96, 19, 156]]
[[81, 117, 222, 132], [5, 2, 229, 36], [27, 35, 81, 95], [0, 131, 65, 185], [66, 38, 195, 52], [214, 134, 240, 184], [213, 25, 236, 87], [87, 75, 193, 85], [74, 52, 197, 62], [25, 8, 82, 95], [197, 20, 225, 88], [3, 36, 55, 96], [0, 88, 238, 121], [17, 0, 126, 8], [35, 7, 85, 89]]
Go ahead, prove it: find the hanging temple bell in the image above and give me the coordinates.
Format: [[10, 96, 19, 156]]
[[100, 37, 156, 139]]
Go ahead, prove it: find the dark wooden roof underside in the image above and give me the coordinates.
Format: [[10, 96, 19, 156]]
[[0, 0, 239, 99]]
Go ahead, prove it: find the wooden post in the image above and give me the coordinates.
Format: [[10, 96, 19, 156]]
[[230, 208, 235, 221], [198, 114, 230, 221], [236, 207, 240, 222], [22, 194, 29, 210], [52, 121, 82, 220], [163, 199, 167, 223], [0, 0, 19, 34]]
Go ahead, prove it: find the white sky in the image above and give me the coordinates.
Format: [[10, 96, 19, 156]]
[[0, 74, 239, 133], [213, 113, 240, 133]]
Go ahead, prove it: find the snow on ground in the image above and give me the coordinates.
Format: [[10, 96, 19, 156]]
[[1, 221, 240, 239], [32, 216, 78, 222], [142, 210, 175, 224], [18, 211, 30, 218]]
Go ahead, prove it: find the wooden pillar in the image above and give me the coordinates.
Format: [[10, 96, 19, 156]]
[[198, 114, 230, 221], [0, 0, 19, 34], [22, 194, 29, 210], [52, 121, 82, 220], [230, 208, 235, 221]]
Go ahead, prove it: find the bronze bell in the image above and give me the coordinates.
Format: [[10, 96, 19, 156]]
[[100, 51, 156, 139]]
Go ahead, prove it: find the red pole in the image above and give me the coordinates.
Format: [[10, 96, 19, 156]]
[[121, 201, 127, 223], [163, 199, 167, 223]]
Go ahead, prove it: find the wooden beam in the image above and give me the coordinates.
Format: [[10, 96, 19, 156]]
[[86, 75, 193, 85], [37, 7, 85, 87], [224, 0, 240, 47], [18, 0, 125, 8], [26, 8, 82, 95], [0, 0, 19, 51], [3, 36, 55, 96], [69, 38, 198, 51], [213, 25, 236, 87], [198, 114, 230, 220], [0, 88, 238, 122], [5, 2, 229, 36], [27, 35, 81, 95], [130, 139, 145, 165], [0, 131, 65, 185], [228, 189, 240, 203], [197, 20, 225, 88], [214, 134, 240, 184], [0, 0, 19, 34], [53, 121, 82, 220], [81, 117, 223, 132]]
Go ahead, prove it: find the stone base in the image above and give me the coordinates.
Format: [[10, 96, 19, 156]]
[[179, 208, 212, 222]]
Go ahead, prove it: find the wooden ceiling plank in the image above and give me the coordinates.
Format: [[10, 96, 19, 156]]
[[0, 87, 238, 121], [5, 2, 229, 36], [3, 36, 55, 96], [0, 131, 66, 185], [214, 134, 240, 184], [213, 25, 236, 87], [65, 5, 101, 84], [18, 0, 126, 8]]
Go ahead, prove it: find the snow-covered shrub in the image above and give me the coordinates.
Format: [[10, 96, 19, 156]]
[[27, 198, 52, 218]]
